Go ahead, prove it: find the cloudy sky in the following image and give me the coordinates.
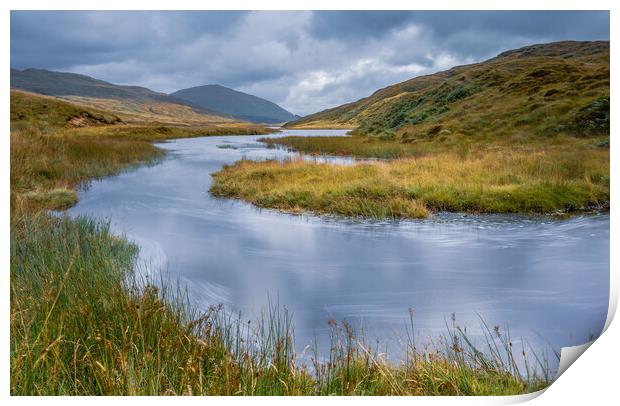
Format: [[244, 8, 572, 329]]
[[11, 11, 609, 115]]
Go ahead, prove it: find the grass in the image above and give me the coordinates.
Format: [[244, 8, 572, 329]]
[[58, 95, 238, 126], [211, 144, 609, 219], [10, 90, 551, 395], [10, 215, 549, 395], [261, 135, 425, 159]]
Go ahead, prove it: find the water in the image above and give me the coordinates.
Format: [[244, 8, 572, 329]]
[[69, 129, 609, 369]]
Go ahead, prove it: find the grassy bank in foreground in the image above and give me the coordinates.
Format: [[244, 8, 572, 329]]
[[211, 145, 609, 219], [11, 214, 549, 395]]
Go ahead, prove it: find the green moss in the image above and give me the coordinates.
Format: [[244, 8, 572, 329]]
[[569, 97, 610, 136]]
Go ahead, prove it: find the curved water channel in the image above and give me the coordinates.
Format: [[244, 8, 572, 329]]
[[69, 129, 609, 371]]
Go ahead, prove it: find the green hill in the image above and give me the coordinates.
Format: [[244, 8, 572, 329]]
[[286, 41, 609, 143], [171, 84, 298, 124]]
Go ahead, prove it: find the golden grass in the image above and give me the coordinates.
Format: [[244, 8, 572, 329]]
[[60, 95, 237, 125], [211, 146, 609, 218]]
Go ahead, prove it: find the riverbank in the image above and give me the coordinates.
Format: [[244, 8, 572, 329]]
[[10, 93, 550, 395], [248, 40, 610, 219]]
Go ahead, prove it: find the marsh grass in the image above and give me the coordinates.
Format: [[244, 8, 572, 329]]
[[211, 144, 609, 219], [260, 135, 424, 159], [260, 132, 609, 160], [10, 214, 549, 395]]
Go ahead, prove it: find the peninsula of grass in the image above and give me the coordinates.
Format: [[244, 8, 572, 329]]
[[11, 90, 551, 395], [210, 143, 609, 219]]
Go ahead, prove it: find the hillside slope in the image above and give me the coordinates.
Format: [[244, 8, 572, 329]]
[[10, 69, 237, 125], [286, 41, 609, 143], [171, 84, 297, 124]]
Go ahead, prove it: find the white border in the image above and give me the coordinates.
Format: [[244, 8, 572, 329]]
[[2, 1, 617, 405]]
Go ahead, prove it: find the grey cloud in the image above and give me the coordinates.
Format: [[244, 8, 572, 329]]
[[11, 10, 609, 115], [309, 11, 415, 40]]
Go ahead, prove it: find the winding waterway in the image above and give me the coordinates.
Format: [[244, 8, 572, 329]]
[[68, 129, 609, 370]]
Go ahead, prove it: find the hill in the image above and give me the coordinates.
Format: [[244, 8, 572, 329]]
[[10, 68, 236, 125], [285, 41, 609, 143], [171, 84, 297, 124]]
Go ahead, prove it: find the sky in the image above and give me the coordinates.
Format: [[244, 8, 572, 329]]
[[10, 10, 609, 116]]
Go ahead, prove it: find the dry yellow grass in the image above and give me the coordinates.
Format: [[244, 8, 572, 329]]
[[211, 146, 609, 218]]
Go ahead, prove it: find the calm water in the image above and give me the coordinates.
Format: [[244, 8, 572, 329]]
[[69, 129, 609, 368]]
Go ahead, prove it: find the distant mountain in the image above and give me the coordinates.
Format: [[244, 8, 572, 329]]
[[11, 69, 297, 124], [285, 41, 609, 141], [10, 68, 240, 125], [171, 84, 297, 124], [11, 68, 222, 112]]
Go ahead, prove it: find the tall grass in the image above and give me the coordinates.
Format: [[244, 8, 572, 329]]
[[10, 214, 549, 395], [260, 135, 427, 159], [260, 132, 609, 160]]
